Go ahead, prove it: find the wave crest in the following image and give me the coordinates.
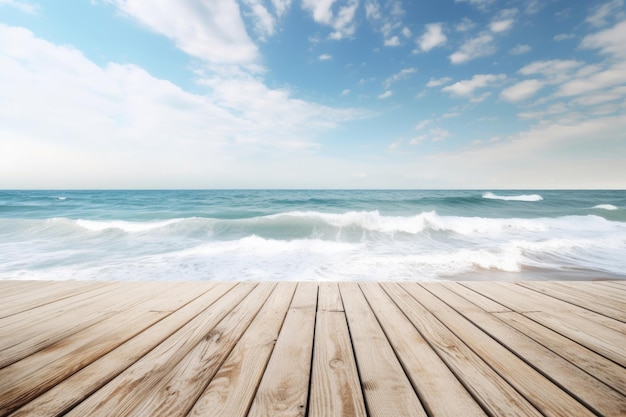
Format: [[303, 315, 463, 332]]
[[593, 204, 618, 211], [483, 192, 543, 202]]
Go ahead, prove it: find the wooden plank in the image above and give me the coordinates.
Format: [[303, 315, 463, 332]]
[[247, 282, 318, 417], [187, 283, 296, 417], [0, 281, 110, 319], [317, 282, 343, 312], [382, 283, 543, 417], [63, 283, 256, 417], [0, 283, 204, 415], [463, 282, 626, 367], [595, 281, 626, 292], [494, 310, 626, 397], [126, 283, 277, 417], [466, 282, 626, 333], [405, 283, 596, 417], [0, 281, 56, 299], [10, 283, 235, 417], [360, 283, 486, 417], [439, 282, 511, 313], [425, 283, 626, 417], [340, 283, 427, 417], [517, 281, 626, 322], [308, 283, 366, 417], [0, 282, 135, 367], [559, 281, 626, 302]]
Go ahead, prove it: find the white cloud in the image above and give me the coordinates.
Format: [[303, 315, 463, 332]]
[[586, 0, 624, 27], [519, 59, 584, 84], [385, 67, 417, 88], [489, 8, 517, 32], [418, 23, 447, 52], [510, 44, 531, 55], [105, 0, 259, 66], [427, 115, 626, 188], [365, 0, 406, 45], [449, 33, 496, 64], [500, 79, 543, 102], [581, 19, 626, 58], [364, 0, 380, 19], [0, 24, 367, 188], [241, 0, 276, 39], [384, 36, 400, 46], [442, 73, 506, 98], [489, 19, 514, 32], [0, 0, 37, 13], [318, 53, 332, 60], [409, 135, 427, 145], [455, 0, 494, 11], [415, 119, 432, 130], [430, 127, 451, 142], [456, 17, 475, 32], [426, 76, 452, 88], [556, 61, 626, 97], [554, 33, 575, 41], [341, 88, 351, 96], [271, 0, 291, 17], [378, 90, 393, 99], [302, 0, 359, 39]]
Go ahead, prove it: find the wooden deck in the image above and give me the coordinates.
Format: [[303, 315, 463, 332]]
[[1, 280, 625, 417]]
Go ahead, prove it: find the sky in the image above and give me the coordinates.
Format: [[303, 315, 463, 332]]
[[0, 0, 625, 189]]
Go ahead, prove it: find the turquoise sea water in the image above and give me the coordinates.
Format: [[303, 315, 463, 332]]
[[0, 190, 625, 281]]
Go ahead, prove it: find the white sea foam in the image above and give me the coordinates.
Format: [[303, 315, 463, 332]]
[[483, 192, 543, 202], [75, 218, 184, 232], [593, 204, 618, 210]]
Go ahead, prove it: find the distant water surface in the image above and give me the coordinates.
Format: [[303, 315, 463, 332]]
[[0, 190, 624, 281]]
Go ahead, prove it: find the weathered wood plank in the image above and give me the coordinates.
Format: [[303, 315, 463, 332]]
[[404, 283, 596, 417], [463, 282, 626, 367], [0, 282, 137, 368], [9, 283, 235, 417], [309, 283, 366, 417], [187, 283, 296, 417], [425, 283, 626, 417], [493, 310, 626, 397], [439, 282, 511, 313], [2, 280, 625, 417], [0, 280, 110, 319], [127, 283, 277, 417], [517, 281, 626, 322], [63, 283, 256, 417], [360, 283, 487, 417], [383, 283, 543, 417], [0, 283, 205, 415], [247, 282, 318, 417], [340, 283, 427, 417]]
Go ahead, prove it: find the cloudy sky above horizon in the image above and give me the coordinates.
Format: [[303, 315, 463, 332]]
[[1, 0, 625, 189]]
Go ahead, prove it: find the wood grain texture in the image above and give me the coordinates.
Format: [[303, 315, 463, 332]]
[[340, 283, 427, 417], [188, 283, 296, 417], [425, 283, 626, 417], [309, 283, 366, 417], [1, 280, 624, 417], [247, 282, 318, 417], [360, 283, 487, 417], [384, 283, 543, 417], [9, 282, 234, 417], [63, 283, 256, 417], [127, 283, 277, 417], [406, 283, 596, 417]]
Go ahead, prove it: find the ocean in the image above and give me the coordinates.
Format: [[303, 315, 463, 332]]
[[0, 190, 624, 282]]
